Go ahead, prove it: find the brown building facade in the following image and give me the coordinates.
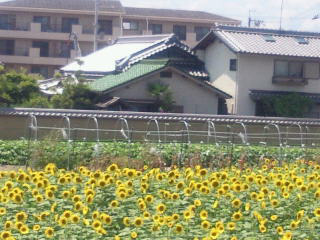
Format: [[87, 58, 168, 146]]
[[0, 0, 240, 77]]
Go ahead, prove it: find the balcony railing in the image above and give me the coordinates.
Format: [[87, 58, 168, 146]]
[[0, 22, 116, 37], [0, 47, 29, 56], [272, 76, 308, 85], [0, 23, 29, 31], [0, 47, 75, 59]]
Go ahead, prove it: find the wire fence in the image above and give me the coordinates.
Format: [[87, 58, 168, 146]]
[[18, 114, 320, 169], [25, 114, 320, 147]]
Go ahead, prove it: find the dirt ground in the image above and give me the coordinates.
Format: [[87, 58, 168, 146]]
[[0, 165, 26, 171]]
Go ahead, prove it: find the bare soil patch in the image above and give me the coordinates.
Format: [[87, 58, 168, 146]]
[[0, 165, 26, 171]]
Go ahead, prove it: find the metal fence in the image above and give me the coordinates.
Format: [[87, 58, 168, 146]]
[[25, 114, 320, 146]]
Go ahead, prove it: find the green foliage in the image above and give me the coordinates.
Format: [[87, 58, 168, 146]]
[[0, 140, 318, 169], [51, 83, 99, 110], [148, 82, 175, 112], [21, 94, 52, 108], [0, 70, 40, 107], [259, 93, 313, 118]]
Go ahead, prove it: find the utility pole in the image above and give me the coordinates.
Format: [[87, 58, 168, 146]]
[[93, 0, 99, 52], [248, 10, 252, 27], [279, 0, 284, 30]]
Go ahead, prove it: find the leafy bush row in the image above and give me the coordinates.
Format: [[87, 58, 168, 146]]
[[0, 140, 319, 169]]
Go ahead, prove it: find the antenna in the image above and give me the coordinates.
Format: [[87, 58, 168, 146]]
[[248, 9, 264, 28], [279, 0, 284, 30]]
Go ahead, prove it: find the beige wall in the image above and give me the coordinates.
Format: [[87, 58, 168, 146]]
[[0, 8, 227, 77], [110, 70, 219, 114], [201, 39, 320, 116], [1, 114, 320, 146], [202, 40, 238, 114], [237, 54, 320, 116]]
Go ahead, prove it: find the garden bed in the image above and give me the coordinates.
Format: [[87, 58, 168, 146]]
[[0, 161, 319, 239]]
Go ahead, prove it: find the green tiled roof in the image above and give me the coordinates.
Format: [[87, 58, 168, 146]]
[[89, 59, 169, 92]]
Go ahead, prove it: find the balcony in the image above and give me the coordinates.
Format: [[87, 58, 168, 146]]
[[0, 22, 119, 43], [0, 47, 78, 66], [0, 23, 28, 31], [272, 76, 308, 86]]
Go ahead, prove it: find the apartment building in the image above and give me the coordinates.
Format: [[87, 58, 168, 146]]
[[0, 0, 240, 77]]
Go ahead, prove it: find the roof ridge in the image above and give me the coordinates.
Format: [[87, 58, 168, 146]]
[[124, 6, 225, 15], [215, 25, 320, 38]]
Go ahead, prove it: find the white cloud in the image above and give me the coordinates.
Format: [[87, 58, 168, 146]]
[[0, 0, 319, 32], [121, 0, 320, 32]]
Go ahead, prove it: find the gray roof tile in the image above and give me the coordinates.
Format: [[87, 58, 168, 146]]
[[1, 108, 320, 125], [195, 26, 320, 58]]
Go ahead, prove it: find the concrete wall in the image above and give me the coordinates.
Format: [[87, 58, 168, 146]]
[[237, 54, 320, 116], [110, 70, 219, 114], [202, 40, 238, 113], [1, 114, 320, 147]]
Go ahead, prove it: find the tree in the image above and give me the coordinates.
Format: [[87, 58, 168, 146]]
[[148, 82, 175, 112], [51, 83, 99, 110], [0, 69, 41, 107], [259, 93, 313, 118]]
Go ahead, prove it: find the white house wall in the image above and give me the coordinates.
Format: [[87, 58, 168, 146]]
[[203, 40, 237, 113], [237, 54, 320, 116], [110, 71, 219, 114]]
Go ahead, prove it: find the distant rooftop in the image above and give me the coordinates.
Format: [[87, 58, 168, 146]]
[[0, 0, 240, 23], [124, 7, 239, 23], [0, 0, 125, 12], [213, 25, 320, 38], [194, 25, 320, 59]]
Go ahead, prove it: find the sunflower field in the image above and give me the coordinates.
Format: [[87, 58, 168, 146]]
[[0, 160, 320, 240]]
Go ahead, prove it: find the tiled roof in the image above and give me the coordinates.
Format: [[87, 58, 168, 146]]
[[0, 0, 125, 12], [194, 26, 320, 59], [250, 90, 320, 103], [62, 34, 196, 74], [62, 35, 172, 74], [1, 107, 320, 125], [89, 58, 231, 98], [117, 35, 194, 71], [89, 59, 168, 92], [124, 7, 240, 23]]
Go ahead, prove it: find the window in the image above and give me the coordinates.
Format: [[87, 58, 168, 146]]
[[0, 40, 14, 55], [0, 14, 16, 30], [173, 25, 186, 40], [61, 18, 79, 33], [98, 19, 112, 35], [160, 71, 172, 78], [295, 37, 309, 44], [274, 60, 303, 78], [123, 20, 139, 30], [31, 66, 49, 78], [33, 16, 50, 32], [150, 24, 162, 35], [98, 43, 108, 50], [195, 26, 210, 41], [60, 42, 72, 58], [262, 34, 276, 42], [230, 59, 237, 71], [32, 41, 49, 57]]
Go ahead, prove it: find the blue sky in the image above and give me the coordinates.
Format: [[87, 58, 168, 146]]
[[1, 0, 320, 31]]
